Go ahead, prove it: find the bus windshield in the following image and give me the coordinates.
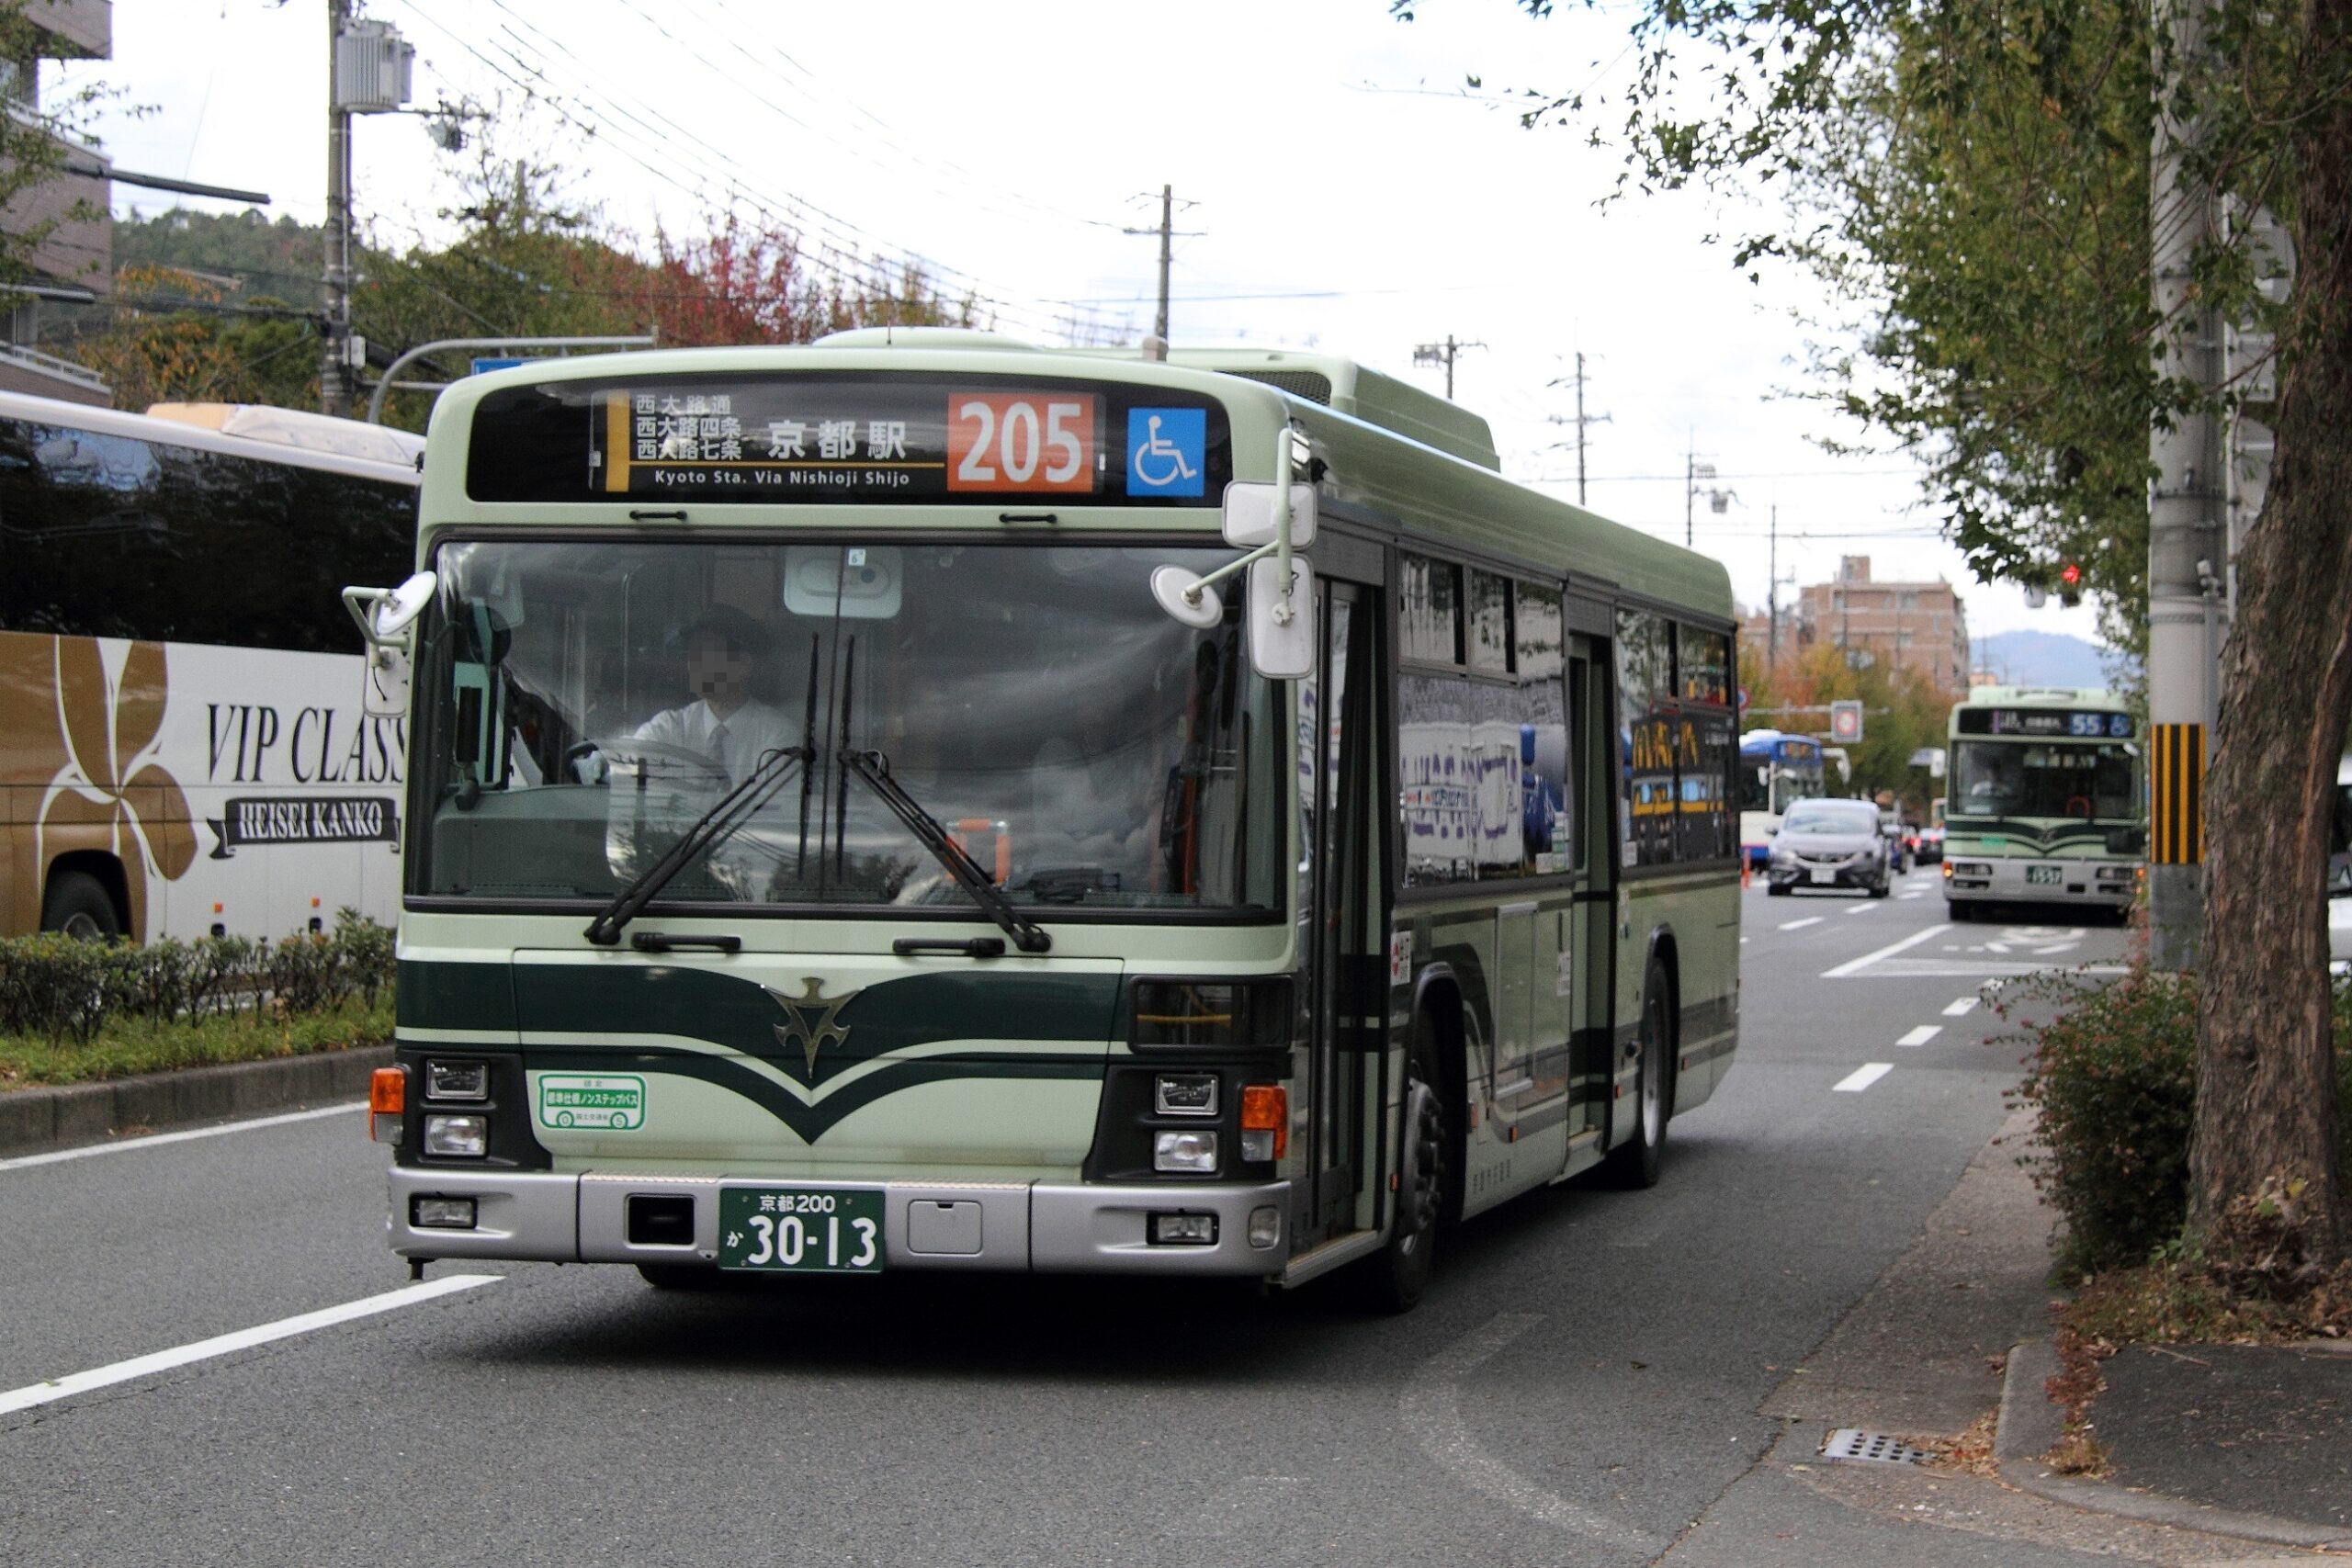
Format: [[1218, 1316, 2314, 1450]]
[[411, 539, 1281, 917], [1951, 739, 2135, 821]]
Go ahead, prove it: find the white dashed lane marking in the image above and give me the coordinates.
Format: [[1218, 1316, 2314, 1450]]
[[1896, 1025, 1941, 1047], [1943, 997, 1980, 1017], [1780, 916, 1824, 931], [1834, 1063, 1895, 1093]]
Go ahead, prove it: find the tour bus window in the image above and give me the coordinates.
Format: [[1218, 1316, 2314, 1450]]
[[1399, 552, 1463, 666], [1515, 581, 1565, 681], [1400, 671, 1566, 885], [1616, 609, 1678, 867], [1679, 627, 1731, 706], [1677, 712, 1737, 861], [1467, 570, 1512, 675]]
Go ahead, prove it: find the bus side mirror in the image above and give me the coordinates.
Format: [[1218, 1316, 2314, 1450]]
[[1247, 554, 1315, 682], [342, 570, 436, 719], [2105, 825, 2146, 856]]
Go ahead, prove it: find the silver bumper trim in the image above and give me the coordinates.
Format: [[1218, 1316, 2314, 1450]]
[[388, 1167, 1290, 1276]]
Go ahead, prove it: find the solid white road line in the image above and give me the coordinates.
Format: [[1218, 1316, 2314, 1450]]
[[1896, 1025, 1942, 1047], [1822, 923, 1951, 978], [1779, 916, 1825, 931], [0, 1275, 499, 1417], [0, 1101, 363, 1175], [1943, 997, 1980, 1017], [1398, 1313, 1653, 1551], [1834, 1063, 1895, 1093]]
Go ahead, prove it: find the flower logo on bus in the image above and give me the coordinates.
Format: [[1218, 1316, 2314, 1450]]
[[26, 638, 198, 937]]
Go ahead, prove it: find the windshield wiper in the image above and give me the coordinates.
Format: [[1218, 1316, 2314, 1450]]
[[584, 745, 807, 947], [836, 748, 1051, 954]]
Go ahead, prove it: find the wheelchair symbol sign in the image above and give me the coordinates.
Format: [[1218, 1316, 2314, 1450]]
[[1126, 408, 1205, 497]]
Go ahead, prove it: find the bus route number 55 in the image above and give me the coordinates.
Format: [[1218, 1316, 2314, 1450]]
[[947, 393, 1095, 492]]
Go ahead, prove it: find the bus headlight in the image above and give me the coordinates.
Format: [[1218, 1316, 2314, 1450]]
[[1153, 1129, 1218, 1173], [423, 1114, 489, 1158], [424, 1059, 489, 1101]]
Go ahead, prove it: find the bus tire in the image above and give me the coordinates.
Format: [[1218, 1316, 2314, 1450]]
[[1602, 960, 1674, 1190], [1357, 1022, 1451, 1314], [41, 871, 121, 942], [636, 1263, 728, 1291]]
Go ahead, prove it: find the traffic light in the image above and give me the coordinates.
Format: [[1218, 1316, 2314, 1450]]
[[2059, 561, 2083, 608]]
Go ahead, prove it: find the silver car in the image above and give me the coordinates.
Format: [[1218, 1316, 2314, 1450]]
[[1766, 799, 1892, 898]]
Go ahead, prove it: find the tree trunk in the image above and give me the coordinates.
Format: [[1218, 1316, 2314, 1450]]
[[2189, 0, 2352, 1262]]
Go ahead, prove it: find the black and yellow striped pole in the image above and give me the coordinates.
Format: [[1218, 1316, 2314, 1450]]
[[2150, 722, 2207, 866]]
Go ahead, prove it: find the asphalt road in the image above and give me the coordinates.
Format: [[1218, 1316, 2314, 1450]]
[[1, 875, 2159, 1567]]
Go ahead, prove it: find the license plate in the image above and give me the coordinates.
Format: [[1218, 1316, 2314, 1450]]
[[718, 1188, 885, 1272], [2027, 865, 2064, 886], [1808, 867, 1833, 885]]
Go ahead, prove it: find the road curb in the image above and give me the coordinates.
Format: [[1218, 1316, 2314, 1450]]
[[0, 1046, 391, 1159], [1994, 1337, 2352, 1551]]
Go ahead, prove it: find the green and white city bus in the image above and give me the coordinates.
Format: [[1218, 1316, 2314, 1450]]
[[350, 331, 1740, 1309], [1941, 685, 2144, 921]]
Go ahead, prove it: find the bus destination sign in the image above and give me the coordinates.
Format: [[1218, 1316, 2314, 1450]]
[[1955, 708, 2135, 739], [466, 374, 1231, 506]]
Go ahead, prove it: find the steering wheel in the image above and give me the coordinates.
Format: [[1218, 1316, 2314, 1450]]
[[2065, 795, 2093, 820], [571, 738, 732, 790]]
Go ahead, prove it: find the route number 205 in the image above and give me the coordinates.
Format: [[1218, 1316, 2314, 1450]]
[[947, 393, 1096, 492]]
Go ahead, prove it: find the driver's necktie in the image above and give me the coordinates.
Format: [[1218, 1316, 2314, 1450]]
[[710, 722, 730, 787]]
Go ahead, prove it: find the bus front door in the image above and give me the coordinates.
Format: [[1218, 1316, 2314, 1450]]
[[1306, 578, 1385, 1242]]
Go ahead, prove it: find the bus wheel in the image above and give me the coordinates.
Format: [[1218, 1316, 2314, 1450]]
[[1602, 961, 1673, 1190], [1358, 1024, 1451, 1314], [40, 871, 121, 942], [636, 1263, 728, 1291]]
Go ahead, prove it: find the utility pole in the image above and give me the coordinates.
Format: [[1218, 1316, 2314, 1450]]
[[1121, 185, 1196, 362], [322, 0, 353, 416], [1545, 351, 1611, 504], [2146, 0, 2225, 970], [321, 7, 412, 417], [1413, 335, 1485, 400], [1768, 503, 1780, 682]]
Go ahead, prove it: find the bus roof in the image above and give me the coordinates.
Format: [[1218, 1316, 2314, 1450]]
[[1956, 684, 2124, 711], [145, 401, 425, 468], [1739, 728, 1822, 758], [419, 340, 1730, 620], [0, 389, 421, 486]]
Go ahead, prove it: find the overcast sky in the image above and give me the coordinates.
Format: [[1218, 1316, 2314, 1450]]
[[68, 0, 2109, 652]]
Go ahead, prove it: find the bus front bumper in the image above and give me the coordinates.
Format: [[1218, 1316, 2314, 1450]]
[[387, 1166, 1293, 1277], [1943, 859, 2138, 908]]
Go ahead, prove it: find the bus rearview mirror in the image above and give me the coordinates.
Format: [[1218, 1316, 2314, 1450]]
[[1221, 481, 1317, 549], [1247, 554, 1314, 682]]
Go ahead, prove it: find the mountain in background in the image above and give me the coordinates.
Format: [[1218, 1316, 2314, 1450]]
[[1973, 629, 2124, 690]]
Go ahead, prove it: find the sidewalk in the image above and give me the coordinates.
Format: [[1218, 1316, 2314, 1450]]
[[1997, 1335, 2352, 1551]]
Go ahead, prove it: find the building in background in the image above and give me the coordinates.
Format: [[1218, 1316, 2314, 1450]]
[[1794, 556, 1971, 692], [0, 0, 112, 404]]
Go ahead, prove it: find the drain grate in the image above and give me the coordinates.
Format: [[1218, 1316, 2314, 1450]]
[[1820, 1427, 1931, 1465]]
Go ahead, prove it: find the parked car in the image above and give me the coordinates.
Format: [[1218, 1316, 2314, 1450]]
[[1766, 799, 1892, 898]]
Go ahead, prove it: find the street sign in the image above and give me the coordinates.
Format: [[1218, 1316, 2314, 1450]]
[[1737, 686, 1749, 712], [470, 356, 528, 375], [1829, 699, 1864, 744]]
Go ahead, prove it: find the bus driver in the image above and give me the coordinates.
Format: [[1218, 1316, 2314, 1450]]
[[632, 605, 797, 786]]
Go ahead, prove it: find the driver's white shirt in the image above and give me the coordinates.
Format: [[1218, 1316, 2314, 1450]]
[[633, 698, 795, 786]]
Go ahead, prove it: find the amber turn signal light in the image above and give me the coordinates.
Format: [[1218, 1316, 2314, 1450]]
[[369, 1066, 407, 1143], [1239, 1084, 1287, 1161]]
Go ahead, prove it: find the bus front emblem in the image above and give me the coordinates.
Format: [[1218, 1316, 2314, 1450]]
[[767, 978, 856, 1075]]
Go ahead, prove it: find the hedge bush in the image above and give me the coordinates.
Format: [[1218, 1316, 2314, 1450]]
[[0, 910, 396, 1047], [2009, 965, 2352, 1276]]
